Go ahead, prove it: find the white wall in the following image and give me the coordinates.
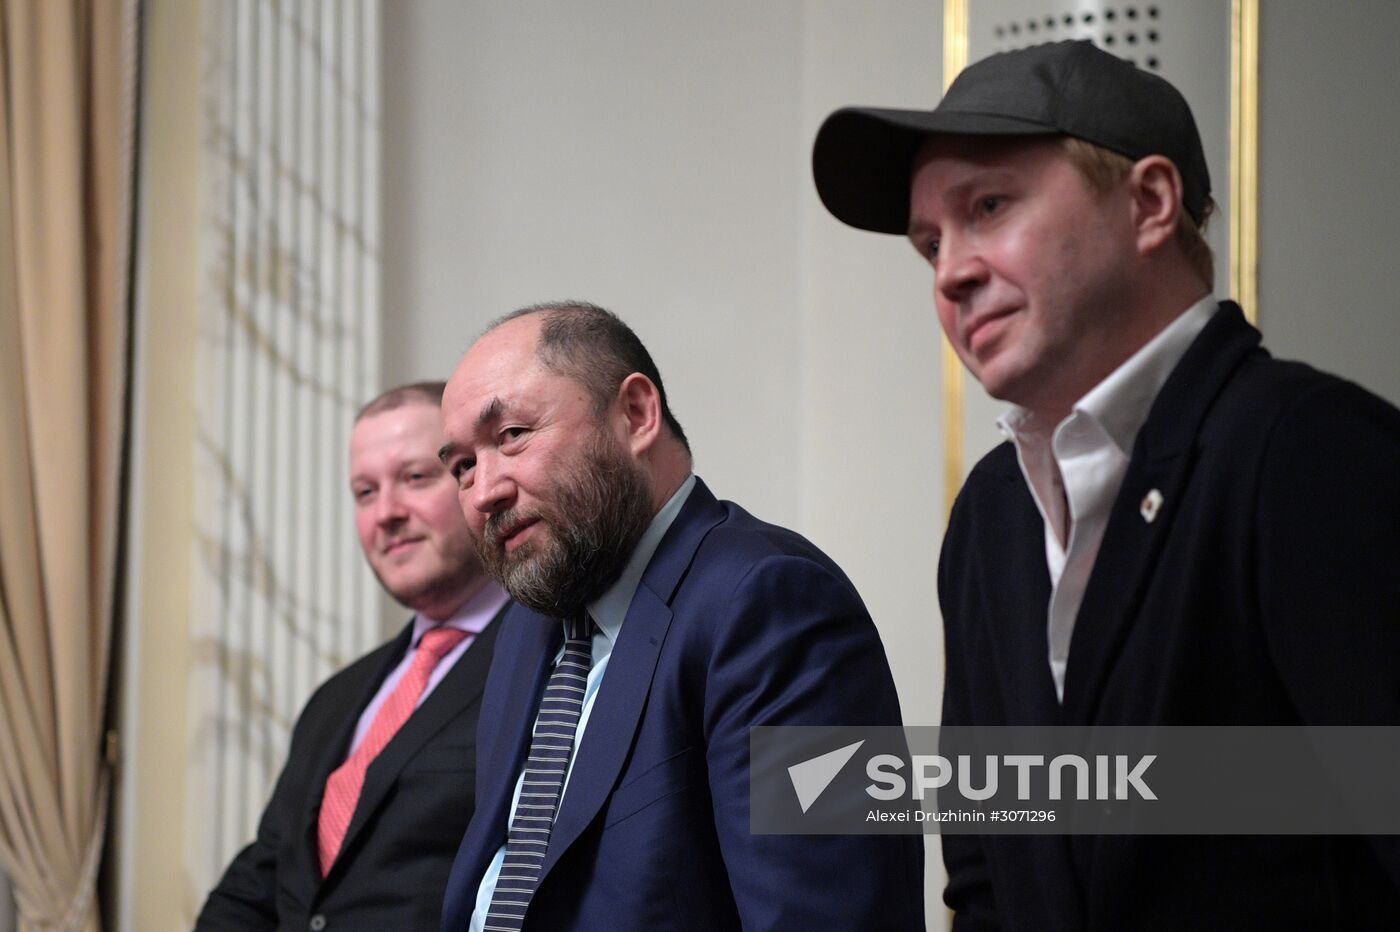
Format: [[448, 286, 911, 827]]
[[796, 3, 948, 921], [797, 0, 945, 713], [1257, 0, 1400, 406]]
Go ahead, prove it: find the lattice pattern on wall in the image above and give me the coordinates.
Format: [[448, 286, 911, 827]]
[[190, 0, 382, 892]]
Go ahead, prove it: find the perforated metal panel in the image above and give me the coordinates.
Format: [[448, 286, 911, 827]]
[[985, 4, 1166, 71]]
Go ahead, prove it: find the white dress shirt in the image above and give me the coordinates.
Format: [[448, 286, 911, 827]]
[[997, 297, 1217, 701]]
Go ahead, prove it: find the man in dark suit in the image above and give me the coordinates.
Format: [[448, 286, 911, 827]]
[[436, 303, 924, 930], [812, 40, 1400, 931], [197, 382, 512, 931]]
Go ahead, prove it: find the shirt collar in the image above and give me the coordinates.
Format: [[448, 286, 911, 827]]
[[411, 581, 511, 645], [585, 473, 697, 646], [999, 295, 1217, 452], [1076, 295, 1217, 454]]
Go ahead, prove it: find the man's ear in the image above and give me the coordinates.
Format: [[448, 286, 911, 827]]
[[615, 372, 663, 456], [1129, 155, 1184, 256]]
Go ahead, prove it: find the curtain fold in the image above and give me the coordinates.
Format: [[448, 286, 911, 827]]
[[0, 1, 137, 930]]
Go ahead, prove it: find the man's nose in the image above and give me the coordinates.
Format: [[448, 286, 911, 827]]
[[934, 232, 989, 306], [467, 455, 515, 518], [374, 486, 409, 525]]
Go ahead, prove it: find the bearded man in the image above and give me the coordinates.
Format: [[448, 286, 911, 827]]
[[436, 302, 925, 931], [198, 382, 511, 931]]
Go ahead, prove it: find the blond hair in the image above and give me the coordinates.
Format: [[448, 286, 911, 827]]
[[1058, 137, 1216, 287], [355, 381, 446, 422]]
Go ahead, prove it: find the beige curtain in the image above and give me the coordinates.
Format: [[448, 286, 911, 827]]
[[0, 1, 136, 930]]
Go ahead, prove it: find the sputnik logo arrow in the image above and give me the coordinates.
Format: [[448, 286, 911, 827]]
[[787, 740, 865, 813]]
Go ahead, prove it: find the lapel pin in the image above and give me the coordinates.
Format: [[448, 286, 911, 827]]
[[1140, 488, 1164, 523]]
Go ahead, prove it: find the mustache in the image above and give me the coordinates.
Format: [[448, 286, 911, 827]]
[[482, 508, 541, 546]]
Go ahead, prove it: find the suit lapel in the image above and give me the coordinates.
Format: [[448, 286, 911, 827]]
[[330, 609, 507, 873], [1061, 303, 1262, 722], [991, 469, 1062, 723], [540, 479, 725, 879], [300, 623, 413, 891], [471, 608, 560, 862]]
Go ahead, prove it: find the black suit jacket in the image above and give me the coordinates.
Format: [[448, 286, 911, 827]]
[[196, 603, 507, 932], [939, 303, 1400, 931], [441, 478, 925, 930]]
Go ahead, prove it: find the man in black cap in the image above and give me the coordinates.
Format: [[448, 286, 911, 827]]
[[814, 39, 1400, 931]]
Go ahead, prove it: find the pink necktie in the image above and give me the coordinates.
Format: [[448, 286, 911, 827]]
[[317, 625, 470, 876]]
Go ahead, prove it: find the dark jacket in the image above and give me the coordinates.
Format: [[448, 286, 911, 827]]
[[197, 605, 507, 932], [940, 303, 1400, 931]]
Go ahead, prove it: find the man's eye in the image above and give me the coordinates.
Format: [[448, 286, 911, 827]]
[[502, 426, 527, 443], [927, 239, 940, 261], [450, 459, 474, 481], [978, 196, 1003, 215]]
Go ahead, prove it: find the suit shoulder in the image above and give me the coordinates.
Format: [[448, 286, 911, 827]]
[[965, 440, 1021, 488], [1212, 347, 1390, 416], [295, 630, 406, 719], [1204, 350, 1400, 448], [948, 440, 1029, 532], [699, 500, 849, 579], [656, 500, 869, 625]]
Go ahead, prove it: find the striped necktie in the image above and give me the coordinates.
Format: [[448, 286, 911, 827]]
[[483, 613, 593, 930]]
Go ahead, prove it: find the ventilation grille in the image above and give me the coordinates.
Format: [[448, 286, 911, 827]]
[[987, 5, 1164, 71]]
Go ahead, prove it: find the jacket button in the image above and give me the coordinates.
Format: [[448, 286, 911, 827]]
[[309, 915, 327, 931]]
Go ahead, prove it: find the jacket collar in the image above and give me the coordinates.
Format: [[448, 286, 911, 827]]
[[315, 603, 508, 891], [1060, 302, 1261, 721]]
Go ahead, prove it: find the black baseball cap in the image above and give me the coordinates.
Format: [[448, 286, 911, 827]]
[[812, 40, 1211, 233]]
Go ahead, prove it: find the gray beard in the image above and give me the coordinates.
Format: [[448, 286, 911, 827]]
[[474, 436, 653, 619]]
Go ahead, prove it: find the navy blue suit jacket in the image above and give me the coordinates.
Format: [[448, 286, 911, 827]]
[[442, 478, 925, 930], [939, 304, 1400, 931]]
